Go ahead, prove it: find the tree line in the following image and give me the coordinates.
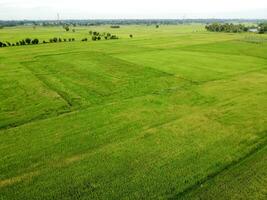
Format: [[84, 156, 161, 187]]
[[205, 23, 249, 33], [205, 23, 267, 34], [0, 33, 120, 48]]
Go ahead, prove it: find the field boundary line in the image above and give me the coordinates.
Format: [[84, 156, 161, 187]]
[[168, 130, 267, 199]]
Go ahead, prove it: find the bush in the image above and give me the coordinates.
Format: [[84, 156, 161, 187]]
[[97, 36, 101, 40], [81, 38, 88, 41], [49, 38, 53, 43], [64, 39, 67, 42], [72, 38, 75, 41], [58, 38, 62, 42], [16, 42, 19, 46], [69, 38, 72, 42], [129, 34, 133, 38]]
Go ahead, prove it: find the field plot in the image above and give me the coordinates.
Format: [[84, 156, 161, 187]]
[[0, 25, 267, 199]]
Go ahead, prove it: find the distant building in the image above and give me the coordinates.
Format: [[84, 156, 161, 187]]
[[248, 28, 258, 33]]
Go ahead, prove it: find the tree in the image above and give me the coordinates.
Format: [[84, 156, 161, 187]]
[[25, 38, 31, 45], [92, 36, 97, 41], [110, 35, 118, 39], [63, 25, 70, 31], [0, 41, 3, 47], [258, 23, 267, 34], [32, 39, 39, 44], [20, 40, 26, 45], [53, 37, 58, 42]]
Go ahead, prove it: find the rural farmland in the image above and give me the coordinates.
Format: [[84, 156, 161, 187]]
[[0, 24, 267, 199]]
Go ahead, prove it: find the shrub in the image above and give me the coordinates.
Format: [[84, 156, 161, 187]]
[[69, 38, 72, 42], [81, 38, 88, 41], [64, 39, 67, 42], [129, 34, 133, 38], [97, 36, 101, 40], [72, 38, 75, 41], [58, 38, 62, 42]]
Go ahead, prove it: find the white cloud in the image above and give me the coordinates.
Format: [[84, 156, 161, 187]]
[[0, 0, 267, 19]]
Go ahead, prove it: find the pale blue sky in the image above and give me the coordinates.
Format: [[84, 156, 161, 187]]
[[0, 0, 267, 20]]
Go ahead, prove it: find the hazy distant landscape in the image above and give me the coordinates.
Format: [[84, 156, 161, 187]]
[[0, 0, 267, 199]]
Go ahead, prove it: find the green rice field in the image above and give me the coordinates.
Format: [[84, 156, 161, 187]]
[[0, 25, 267, 199]]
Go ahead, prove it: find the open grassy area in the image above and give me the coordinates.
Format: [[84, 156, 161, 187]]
[[0, 25, 267, 199]]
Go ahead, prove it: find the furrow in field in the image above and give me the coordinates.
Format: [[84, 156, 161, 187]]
[[169, 130, 267, 199]]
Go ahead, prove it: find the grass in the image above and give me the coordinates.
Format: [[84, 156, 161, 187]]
[[0, 25, 266, 200]]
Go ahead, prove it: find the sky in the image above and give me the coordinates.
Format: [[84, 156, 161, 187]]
[[0, 0, 267, 20]]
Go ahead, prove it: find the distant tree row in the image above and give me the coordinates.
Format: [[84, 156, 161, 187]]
[[88, 31, 119, 40], [0, 33, 121, 48], [110, 25, 120, 28], [0, 38, 39, 47], [0, 37, 76, 48], [48, 37, 75, 43], [205, 23, 249, 33]]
